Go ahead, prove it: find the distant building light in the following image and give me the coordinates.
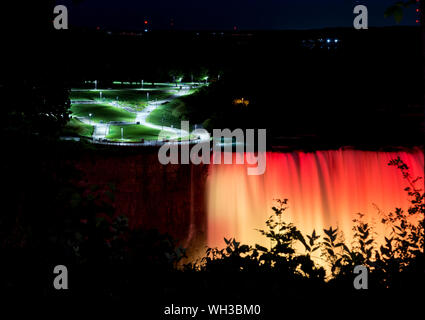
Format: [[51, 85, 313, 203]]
[[233, 98, 250, 107], [326, 39, 331, 43]]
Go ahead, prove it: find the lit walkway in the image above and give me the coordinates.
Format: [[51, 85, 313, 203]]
[[72, 85, 210, 145]]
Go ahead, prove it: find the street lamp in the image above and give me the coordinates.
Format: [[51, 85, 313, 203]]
[[89, 113, 93, 125]]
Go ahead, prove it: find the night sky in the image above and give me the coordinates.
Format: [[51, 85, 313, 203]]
[[59, 0, 418, 31]]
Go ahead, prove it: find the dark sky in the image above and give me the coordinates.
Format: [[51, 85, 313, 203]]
[[59, 0, 419, 30]]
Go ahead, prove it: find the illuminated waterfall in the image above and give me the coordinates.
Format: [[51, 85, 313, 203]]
[[206, 148, 424, 250]]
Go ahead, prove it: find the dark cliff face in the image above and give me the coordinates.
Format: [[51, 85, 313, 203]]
[[74, 148, 209, 253]]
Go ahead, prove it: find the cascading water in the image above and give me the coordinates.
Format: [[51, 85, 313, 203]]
[[206, 148, 424, 250]]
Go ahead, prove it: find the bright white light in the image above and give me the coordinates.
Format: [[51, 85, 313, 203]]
[[327, 39, 331, 43]]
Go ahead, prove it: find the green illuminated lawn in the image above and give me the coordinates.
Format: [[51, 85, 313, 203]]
[[70, 103, 136, 123], [106, 125, 165, 142], [146, 101, 183, 129], [146, 98, 197, 131], [62, 118, 94, 138], [68, 85, 203, 141]]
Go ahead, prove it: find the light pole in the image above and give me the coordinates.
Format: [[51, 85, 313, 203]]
[[94, 80, 97, 90], [121, 127, 124, 140], [89, 113, 93, 125]]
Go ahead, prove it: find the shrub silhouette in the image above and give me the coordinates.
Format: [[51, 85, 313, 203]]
[[192, 157, 424, 290]]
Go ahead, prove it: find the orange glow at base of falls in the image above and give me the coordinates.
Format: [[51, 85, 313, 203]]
[[206, 149, 424, 251]]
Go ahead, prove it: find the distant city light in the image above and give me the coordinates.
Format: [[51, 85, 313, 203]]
[[301, 37, 340, 50], [233, 98, 250, 107]]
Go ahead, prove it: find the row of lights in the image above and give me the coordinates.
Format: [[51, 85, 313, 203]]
[[417, 0, 421, 24], [326, 38, 339, 44]]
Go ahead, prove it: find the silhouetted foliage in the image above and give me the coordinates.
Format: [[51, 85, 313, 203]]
[[1, 80, 70, 139], [193, 158, 424, 290]]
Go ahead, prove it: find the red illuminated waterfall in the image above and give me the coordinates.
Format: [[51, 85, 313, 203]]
[[206, 148, 424, 249]]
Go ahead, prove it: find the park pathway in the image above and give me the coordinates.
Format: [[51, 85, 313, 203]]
[[72, 85, 210, 144]]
